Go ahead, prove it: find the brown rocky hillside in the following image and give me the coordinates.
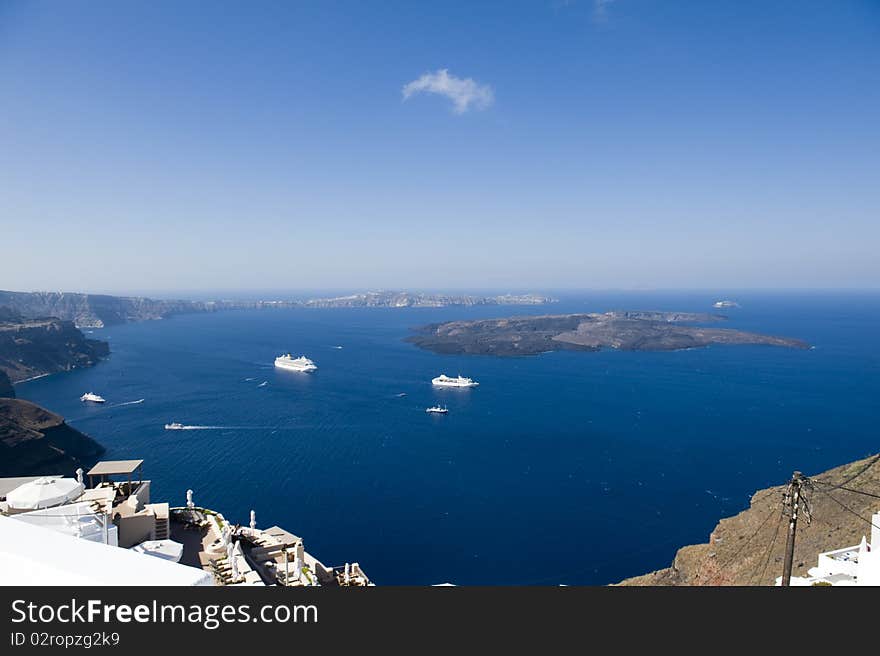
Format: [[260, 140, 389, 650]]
[[0, 398, 105, 477], [618, 453, 880, 585]]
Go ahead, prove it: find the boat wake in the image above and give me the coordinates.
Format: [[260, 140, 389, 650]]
[[258, 381, 268, 387], [166, 425, 250, 431], [111, 399, 145, 407], [165, 424, 292, 431]]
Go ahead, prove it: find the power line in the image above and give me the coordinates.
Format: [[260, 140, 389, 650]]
[[751, 512, 784, 586], [811, 480, 880, 501], [810, 485, 880, 534], [814, 453, 880, 491], [707, 501, 779, 585]]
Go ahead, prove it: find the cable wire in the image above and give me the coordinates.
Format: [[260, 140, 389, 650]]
[[811, 480, 880, 501], [707, 502, 779, 585], [813, 453, 880, 491], [750, 512, 784, 586], [810, 485, 880, 534]]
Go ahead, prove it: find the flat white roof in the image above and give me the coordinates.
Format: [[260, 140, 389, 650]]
[[0, 515, 213, 586], [87, 460, 144, 477]]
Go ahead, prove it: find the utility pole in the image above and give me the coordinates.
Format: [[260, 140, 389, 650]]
[[781, 471, 804, 586]]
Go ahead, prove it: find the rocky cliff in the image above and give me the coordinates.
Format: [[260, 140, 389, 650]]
[[0, 290, 211, 328], [0, 370, 14, 398], [301, 291, 555, 308], [0, 289, 557, 328], [618, 453, 880, 586], [0, 398, 105, 477], [0, 309, 109, 382]]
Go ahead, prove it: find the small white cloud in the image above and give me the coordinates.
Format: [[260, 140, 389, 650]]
[[402, 69, 494, 114]]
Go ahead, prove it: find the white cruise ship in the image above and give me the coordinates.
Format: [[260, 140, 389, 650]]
[[426, 405, 448, 414], [274, 353, 317, 372], [431, 374, 478, 388], [80, 392, 106, 403]]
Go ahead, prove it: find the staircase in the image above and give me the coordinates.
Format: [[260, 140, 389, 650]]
[[145, 502, 170, 540], [154, 515, 169, 540]]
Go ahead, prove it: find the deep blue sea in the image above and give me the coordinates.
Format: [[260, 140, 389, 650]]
[[16, 291, 880, 585]]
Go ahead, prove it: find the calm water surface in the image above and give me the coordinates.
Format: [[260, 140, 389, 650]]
[[18, 291, 880, 584]]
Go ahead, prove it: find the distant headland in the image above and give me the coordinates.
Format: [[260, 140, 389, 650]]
[[407, 311, 810, 356], [298, 291, 554, 309], [0, 289, 555, 329], [0, 307, 109, 383]]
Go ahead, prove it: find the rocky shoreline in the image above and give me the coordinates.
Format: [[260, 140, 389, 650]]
[[0, 308, 109, 383], [0, 398, 105, 477]]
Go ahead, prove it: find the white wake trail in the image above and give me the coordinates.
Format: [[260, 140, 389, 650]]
[[111, 399, 145, 407]]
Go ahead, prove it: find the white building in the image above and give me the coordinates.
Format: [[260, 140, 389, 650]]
[[777, 510, 880, 586], [11, 501, 119, 547], [0, 515, 213, 586], [0, 463, 208, 586]]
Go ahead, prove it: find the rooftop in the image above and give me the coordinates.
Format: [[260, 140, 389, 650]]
[[0, 514, 213, 586], [87, 460, 144, 477]]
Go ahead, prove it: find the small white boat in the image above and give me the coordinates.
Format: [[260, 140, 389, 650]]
[[164, 422, 185, 430], [426, 405, 449, 414], [80, 392, 106, 403]]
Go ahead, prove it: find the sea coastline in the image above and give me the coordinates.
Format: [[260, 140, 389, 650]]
[[15, 291, 880, 584]]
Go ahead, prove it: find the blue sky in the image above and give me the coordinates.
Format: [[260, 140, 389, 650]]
[[1, 0, 878, 295]]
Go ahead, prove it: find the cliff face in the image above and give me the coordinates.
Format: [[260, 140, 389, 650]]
[[618, 454, 880, 586], [0, 371, 14, 398], [0, 289, 556, 328], [0, 398, 105, 477], [0, 310, 110, 382], [0, 290, 210, 328], [302, 291, 555, 308]]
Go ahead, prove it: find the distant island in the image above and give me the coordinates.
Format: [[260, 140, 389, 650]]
[[299, 291, 554, 309], [0, 289, 555, 328], [407, 311, 809, 356]]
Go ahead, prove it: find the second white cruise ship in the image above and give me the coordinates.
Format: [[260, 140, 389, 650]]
[[274, 354, 317, 372], [431, 374, 478, 388]]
